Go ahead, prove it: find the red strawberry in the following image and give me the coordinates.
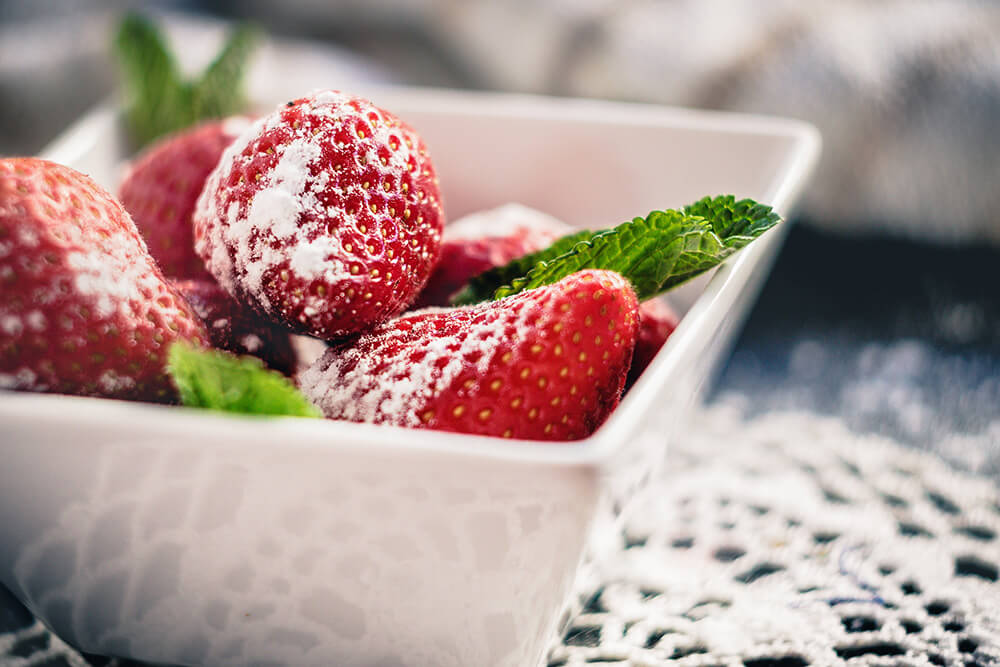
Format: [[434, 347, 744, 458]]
[[173, 278, 297, 375], [413, 203, 571, 308], [193, 90, 445, 340], [119, 118, 250, 280], [300, 269, 639, 441], [625, 297, 678, 388], [414, 204, 679, 384], [0, 158, 209, 400]]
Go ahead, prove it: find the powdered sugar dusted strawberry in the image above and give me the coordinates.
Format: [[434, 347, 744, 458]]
[[173, 278, 296, 375], [442, 203, 571, 244], [119, 118, 250, 280], [626, 296, 678, 388], [300, 269, 639, 441], [0, 158, 209, 400], [413, 203, 570, 308], [194, 90, 444, 339]]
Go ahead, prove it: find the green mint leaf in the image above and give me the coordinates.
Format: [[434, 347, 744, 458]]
[[683, 194, 781, 249], [455, 195, 779, 304], [191, 23, 260, 122], [113, 14, 258, 148], [167, 343, 320, 418], [114, 13, 183, 147]]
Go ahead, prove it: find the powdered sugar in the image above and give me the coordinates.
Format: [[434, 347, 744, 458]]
[[310, 89, 352, 107], [16, 226, 39, 248], [227, 136, 328, 307], [288, 236, 346, 279], [0, 315, 22, 336], [0, 368, 36, 389], [24, 311, 45, 332], [300, 296, 539, 427], [97, 370, 136, 394], [66, 248, 157, 319], [258, 141, 313, 279], [247, 180, 301, 242], [445, 203, 572, 242], [239, 333, 263, 353]]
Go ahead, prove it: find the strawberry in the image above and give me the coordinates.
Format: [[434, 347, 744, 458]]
[[193, 90, 445, 340], [299, 269, 639, 441], [625, 297, 678, 389], [0, 158, 209, 401], [119, 118, 250, 280], [173, 278, 297, 376], [412, 204, 679, 388], [413, 203, 571, 308]]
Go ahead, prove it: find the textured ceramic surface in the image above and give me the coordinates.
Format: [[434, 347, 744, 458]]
[[0, 88, 819, 666]]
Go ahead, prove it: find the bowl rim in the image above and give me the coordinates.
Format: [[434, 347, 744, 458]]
[[4, 86, 821, 469]]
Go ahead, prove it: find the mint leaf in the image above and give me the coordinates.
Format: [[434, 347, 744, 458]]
[[114, 13, 258, 148], [191, 23, 260, 123], [167, 343, 319, 418], [453, 195, 780, 304], [114, 13, 183, 147], [683, 194, 780, 249]]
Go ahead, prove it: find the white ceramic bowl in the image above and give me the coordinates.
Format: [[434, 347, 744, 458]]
[[0, 87, 819, 667]]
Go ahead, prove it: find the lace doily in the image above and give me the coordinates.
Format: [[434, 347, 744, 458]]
[[2, 401, 997, 667], [555, 400, 1000, 667]]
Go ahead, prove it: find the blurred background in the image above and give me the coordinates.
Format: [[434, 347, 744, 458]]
[[1, 0, 999, 474]]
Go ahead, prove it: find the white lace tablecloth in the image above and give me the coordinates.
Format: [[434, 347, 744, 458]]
[[555, 400, 999, 667], [2, 400, 997, 667]]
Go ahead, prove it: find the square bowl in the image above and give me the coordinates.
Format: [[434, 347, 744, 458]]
[[0, 87, 819, 667]]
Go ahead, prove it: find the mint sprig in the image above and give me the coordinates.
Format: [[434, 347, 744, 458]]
[[189, 22, 258, 123], [450, 195, 780, 305], [167, 343, 319, 418], [114, 13, 259, 148]]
